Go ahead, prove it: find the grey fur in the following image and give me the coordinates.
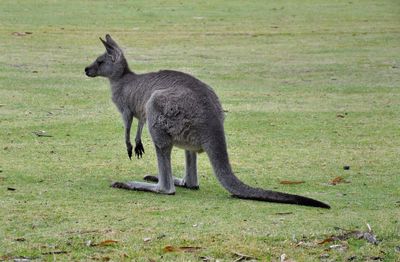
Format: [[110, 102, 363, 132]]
[[85, 34, 330, 208]]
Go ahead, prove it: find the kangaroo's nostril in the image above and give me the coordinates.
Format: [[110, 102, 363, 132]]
[[84, 67, 89, 73]]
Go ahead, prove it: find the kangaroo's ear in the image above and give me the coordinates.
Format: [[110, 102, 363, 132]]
[[100, 37, 114, 53], [105, 34, 121, 50], [99, 36, 121, 62]]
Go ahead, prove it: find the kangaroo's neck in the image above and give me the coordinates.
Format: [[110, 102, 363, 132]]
[[108, 58, 134, 82], [109, 70, 135, 89], [108, 69, 151, 120]]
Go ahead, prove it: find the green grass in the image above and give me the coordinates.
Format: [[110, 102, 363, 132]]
[[1, 0, 399, 261]]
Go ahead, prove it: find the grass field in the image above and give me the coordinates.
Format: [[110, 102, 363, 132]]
[[1, 0, 399, 261]]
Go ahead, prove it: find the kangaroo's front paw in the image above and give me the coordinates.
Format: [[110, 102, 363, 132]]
[[134, 140, 145, 159], [127, 143, 133, 160]]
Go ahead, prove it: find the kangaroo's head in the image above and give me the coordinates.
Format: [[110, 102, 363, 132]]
[[85, 34, 129, 79]]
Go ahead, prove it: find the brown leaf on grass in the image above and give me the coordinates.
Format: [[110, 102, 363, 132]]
[[317, 237, 334, 245], [87, 239, 119, 247], [98, 239, 119, 246], [329, 176, 349, 185], [162, 245, 202, 253], [163, 245, 177, 252], [319, 225, 379, 246], [279, 180, 305, 185]]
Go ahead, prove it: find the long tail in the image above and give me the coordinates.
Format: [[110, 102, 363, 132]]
[[203, 135, 330, 209]]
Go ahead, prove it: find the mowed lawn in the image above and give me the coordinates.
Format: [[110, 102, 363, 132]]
[[1, 0, 399, 261]]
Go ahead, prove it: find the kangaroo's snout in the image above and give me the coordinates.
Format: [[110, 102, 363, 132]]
[[85, 66, 95, 77]]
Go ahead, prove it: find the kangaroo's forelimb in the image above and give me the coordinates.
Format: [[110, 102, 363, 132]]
[[134, 119, 145, 158], [123, 111, 145, 160], [122, 111, 133, 160]]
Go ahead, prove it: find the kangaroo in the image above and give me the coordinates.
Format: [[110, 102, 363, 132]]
[[84, 34, 330, 208]]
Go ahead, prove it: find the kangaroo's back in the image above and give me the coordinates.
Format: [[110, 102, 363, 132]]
[[142, 70, 224, 116]]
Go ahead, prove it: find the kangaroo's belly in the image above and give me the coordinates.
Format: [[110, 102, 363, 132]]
[[173, 141, 204, 153]]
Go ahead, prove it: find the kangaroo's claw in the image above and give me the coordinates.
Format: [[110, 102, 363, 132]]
[[134, 140, 145, 159], [127, 143, 133, 160]]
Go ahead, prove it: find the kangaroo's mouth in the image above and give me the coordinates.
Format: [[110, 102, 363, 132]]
[[84, 67, 96, 77]]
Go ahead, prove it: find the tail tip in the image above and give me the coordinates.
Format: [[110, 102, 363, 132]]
[[319, 203, 331, 209], [309, 200, 330, 209]]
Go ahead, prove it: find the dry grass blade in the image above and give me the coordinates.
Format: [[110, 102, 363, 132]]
[[97, 239, 119, 246], [163, 245, 202, 253], [318, 237, 334, 245], [179, 246, 202, 253], [279, 180, 305, 185]]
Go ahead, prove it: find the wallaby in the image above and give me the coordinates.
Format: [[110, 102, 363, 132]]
[[84, 34, 330, 209]]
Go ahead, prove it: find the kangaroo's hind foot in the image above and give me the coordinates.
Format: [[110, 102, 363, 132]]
[[143, 175, 199, 190], [111, 181, 176, 195]]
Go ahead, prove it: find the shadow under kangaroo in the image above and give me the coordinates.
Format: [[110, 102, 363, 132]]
[[85, 34, 330, 209]]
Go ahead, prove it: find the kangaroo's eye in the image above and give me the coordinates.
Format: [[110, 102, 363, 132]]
[[97, 61, 103, 65]]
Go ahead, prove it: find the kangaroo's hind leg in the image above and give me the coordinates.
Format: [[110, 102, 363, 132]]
[[111, 141, 175, 194], [181, 150, 199, 189], [144, 150, 199, 189], [111, 121, 176, 194]]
